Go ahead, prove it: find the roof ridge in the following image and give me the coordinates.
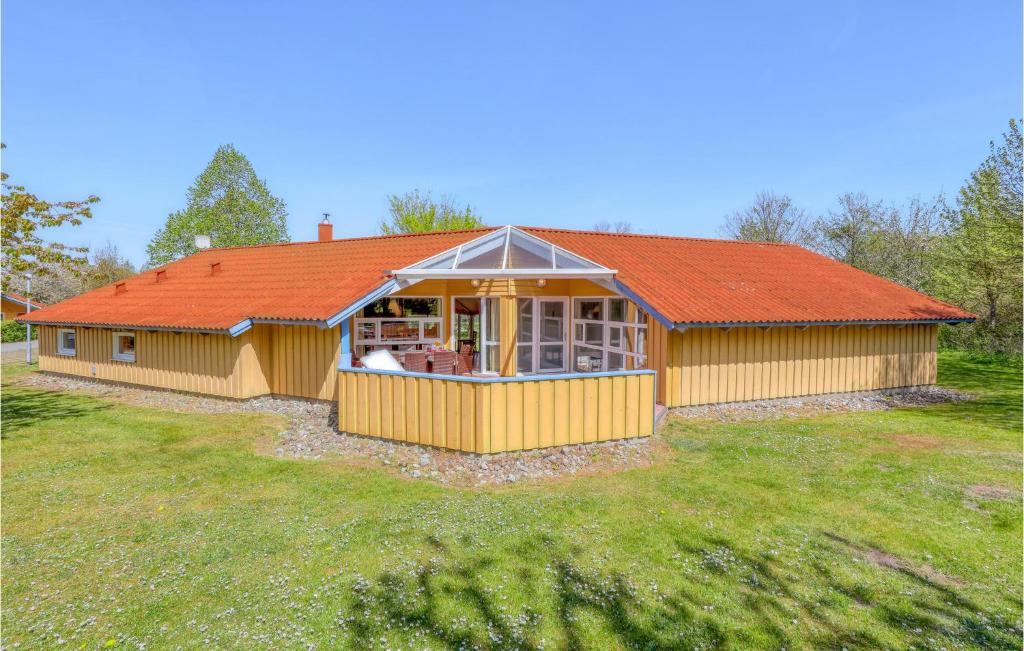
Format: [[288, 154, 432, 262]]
[[193, 226, 499, 254], [518, 225, 797, 247]]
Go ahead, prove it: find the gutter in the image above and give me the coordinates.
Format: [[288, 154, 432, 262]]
[[19, 320, 230, 335], [672, 317, 976, 331]]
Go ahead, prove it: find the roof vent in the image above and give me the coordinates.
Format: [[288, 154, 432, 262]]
[[114, 282, 127, 295], [155, 270, 167, 283], [210, 262, 222, 275], [195, 234, 211, 250]]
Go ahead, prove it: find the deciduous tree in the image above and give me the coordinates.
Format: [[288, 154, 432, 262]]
[[379, 190, 483, 234], [146, 145, 289, 267], [720, 191, 808, 244], [82, 242, 136, 291], [804, 192, 885, 267], [933, 119, 1022, 354], [1, 146, 99, 292], [594, 221, 635, 233]]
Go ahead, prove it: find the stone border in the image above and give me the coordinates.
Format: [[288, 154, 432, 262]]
[[669, 386, 970, 423]]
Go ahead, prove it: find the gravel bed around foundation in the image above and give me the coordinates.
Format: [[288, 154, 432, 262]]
[[670, 385, 970, 422], [9, 372, 659, 486], [10, 373, 970, 485]]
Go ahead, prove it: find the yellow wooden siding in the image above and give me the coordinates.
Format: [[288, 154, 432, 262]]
[[337, 370, 656, 452], [37, 325, 251, 397], [250, 324, 340, 400], [646, 319, 669, 404], [659, 324, 938, 407], [2, 298, 29, 320], [37, 323, 340, 401]]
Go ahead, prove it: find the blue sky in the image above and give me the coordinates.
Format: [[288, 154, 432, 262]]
[[3, 0, 1021, 267]]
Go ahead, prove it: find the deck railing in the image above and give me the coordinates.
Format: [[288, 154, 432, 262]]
[[336, 368, 657, 453]]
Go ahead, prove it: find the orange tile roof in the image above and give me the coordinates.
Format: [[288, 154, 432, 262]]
[[21, 225, 973, 331], [523, 227, 974, 325], [19, 229, 490, 331]]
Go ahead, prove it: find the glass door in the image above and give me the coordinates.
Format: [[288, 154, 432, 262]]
[[515, 297, 568, 374], [452, 296, 500, 374], [537, 299, 567, 372], [453, 297, 481, 371]]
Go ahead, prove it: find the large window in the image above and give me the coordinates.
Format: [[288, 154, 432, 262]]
[[355, 297, 442, 357], [57, 329, 77, 356], [572, 297, 647, 372], [112, 332, 136, 363], [516, 297, 568, 374]]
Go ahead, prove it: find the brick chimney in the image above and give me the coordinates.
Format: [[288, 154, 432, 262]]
[[318, 213, 333, 242]]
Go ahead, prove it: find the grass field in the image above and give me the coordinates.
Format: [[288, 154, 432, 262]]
[[1, 353, 1021, 649]]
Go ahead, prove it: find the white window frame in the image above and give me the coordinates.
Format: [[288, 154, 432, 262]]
[[112, 331, 136, 363], [354, 296, 443, 355], [516, 296, 569, 375], [572, 297, 648, 372], [57, 328, 77, 356]]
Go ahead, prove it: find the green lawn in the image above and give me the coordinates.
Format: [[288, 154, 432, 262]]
[[2, 353, 1021, 649]]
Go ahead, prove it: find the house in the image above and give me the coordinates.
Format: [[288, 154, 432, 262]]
[[2, 292, 43, 320], [20, 223, 974, 453]]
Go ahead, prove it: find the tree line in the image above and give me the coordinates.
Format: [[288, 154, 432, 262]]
[[719, 120, 1022, 356]]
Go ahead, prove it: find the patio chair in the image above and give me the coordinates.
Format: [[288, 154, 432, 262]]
[[431, 350, 458, 375], [403, 351, 428, 373], [455, 342, 474, 375]]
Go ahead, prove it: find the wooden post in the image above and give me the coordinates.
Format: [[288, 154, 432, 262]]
[[499, 295, 517, 376], [338, 318, 352, 369]]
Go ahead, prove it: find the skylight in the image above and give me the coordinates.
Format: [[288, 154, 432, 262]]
[[393, 226, 616, 279]]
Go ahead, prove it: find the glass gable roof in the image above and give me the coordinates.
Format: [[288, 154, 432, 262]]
[[399, 226, 612, 276]]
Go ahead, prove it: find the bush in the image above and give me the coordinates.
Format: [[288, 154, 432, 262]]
[[1, 320, 38, 343]]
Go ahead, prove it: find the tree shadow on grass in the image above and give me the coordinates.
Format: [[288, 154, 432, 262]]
[[342, 530, 1020, 650], [0, 387, 111, 434]]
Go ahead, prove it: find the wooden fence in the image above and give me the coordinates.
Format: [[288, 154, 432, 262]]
[[337, 369, 656, 453]]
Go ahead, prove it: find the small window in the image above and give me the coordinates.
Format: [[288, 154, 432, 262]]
[[608, 299, 626, 322], [357, 321, 377, 341], [58, 329, 77, 356], [379, 320, 421, 341], [575, 300, 603, 321], [112, 332, 136, 362], [423, 321, 441, 340]]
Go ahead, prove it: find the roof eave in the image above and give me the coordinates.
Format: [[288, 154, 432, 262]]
[[18, 319, 231, 335], [672, 317, 976, 331]]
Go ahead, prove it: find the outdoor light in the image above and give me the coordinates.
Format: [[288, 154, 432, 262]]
[[536, 278, 547, 288], [470, 279, 481, 288]]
